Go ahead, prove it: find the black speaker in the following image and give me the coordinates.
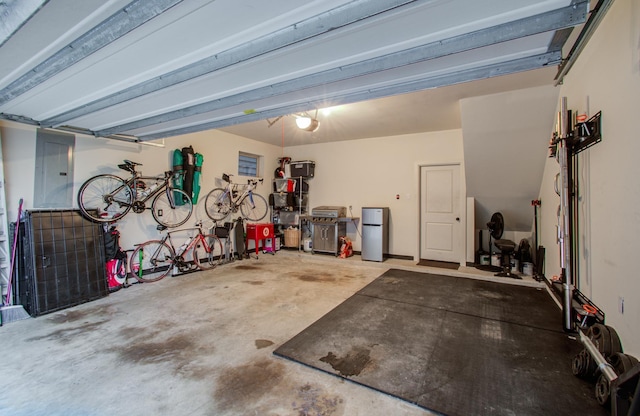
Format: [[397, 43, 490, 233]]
[[14, 210, 108, 316]]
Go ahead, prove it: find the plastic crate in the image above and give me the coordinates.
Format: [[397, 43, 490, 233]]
[[290, 161, 315, 178]]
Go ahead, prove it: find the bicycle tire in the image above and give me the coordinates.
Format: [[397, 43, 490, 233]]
[[152, 188, 193, 228], [77, 174, 133, 222], [205, 188, 232, 221], [240, 193, 268, 221], [129, 240, 174, 283], [192, 234, 223, 270]]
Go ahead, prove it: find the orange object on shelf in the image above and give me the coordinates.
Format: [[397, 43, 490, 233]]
[[245, 223, 275, 257]]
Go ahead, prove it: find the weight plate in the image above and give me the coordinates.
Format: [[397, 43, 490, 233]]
[[587, 324, 623, 358], [595, 374, 611, 407]]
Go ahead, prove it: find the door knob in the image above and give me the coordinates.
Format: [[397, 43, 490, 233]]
[[456, 217, 460, 221]]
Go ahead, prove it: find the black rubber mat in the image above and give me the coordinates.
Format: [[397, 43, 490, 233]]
[[274, 269, 606, 416]]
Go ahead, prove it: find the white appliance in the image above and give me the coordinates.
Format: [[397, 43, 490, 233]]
[[361, 207, 389, 262]]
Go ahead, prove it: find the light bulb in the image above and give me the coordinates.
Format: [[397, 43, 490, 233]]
[[296, 117, 312, 129]]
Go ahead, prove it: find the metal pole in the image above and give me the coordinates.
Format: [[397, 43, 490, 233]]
[[579, 330, 618, 382], [558, 97, 574, 331]]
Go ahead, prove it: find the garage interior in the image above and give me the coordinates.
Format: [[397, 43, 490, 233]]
[[0, 0, 639, 415]]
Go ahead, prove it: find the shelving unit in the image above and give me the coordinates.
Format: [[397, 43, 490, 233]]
[[270, 177, 309, 248]]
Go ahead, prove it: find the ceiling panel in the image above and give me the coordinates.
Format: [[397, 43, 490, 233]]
[[0, 0, 589, 143]]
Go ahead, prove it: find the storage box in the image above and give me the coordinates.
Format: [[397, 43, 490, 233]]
[[290, 160, 315, 178], [278, 211, 299, 226], [284, 228, 300, 248], [270, 192, 295, 208], [265, 237, 281, 251], [293, 178, 309, 192], [273, 178, 295, 193]]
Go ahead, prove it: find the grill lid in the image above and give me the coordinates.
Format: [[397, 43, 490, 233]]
[[311, 206, 347, 217]]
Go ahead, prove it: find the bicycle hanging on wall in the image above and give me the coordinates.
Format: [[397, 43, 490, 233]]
[[204, 173, 268, 222], [77, 160, 193, 228]]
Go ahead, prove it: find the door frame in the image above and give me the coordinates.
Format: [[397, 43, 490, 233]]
[[417, 162, 465, 266]]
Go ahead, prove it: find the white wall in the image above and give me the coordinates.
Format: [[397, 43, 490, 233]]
[[285, 129, 465, 260], [538, 0, 640, 355], [0, 121, 282, 251]]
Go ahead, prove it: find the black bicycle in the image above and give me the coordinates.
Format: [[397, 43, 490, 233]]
[[77, 160, 193, 228]]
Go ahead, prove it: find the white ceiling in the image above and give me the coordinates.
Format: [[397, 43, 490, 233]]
[[0, 0, 599, 233]]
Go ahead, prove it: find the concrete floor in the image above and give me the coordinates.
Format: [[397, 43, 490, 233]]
[[0, 251, 543, 416]]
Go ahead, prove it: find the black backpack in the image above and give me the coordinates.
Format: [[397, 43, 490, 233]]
[[104, 226, 120, 261], [181, 146, 195, 200]]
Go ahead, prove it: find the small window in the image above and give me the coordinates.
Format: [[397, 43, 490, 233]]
[[238, 152, 261, 177]]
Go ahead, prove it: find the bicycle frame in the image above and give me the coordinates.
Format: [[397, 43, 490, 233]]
[[204, 173, 267, 222], [118, 173, 179, 209], [164, 227, 206, 258], [214, 178, 261, 210]]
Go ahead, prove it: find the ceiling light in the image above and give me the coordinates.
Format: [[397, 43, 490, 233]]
[[295, 112, 320, 132], [296, 116, 312, 129], [296, 117, 320, 132], [302, 118, 320, 132]]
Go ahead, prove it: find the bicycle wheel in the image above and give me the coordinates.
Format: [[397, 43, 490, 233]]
[[130, 240, 174, 283], [77, 174, 133, 222], [240, 193, 268, 221], [205, 188, 232, 221], [192, 234, 223, 270], [152, 188, 193, 228]]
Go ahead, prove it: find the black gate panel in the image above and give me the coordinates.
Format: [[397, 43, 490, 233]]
[[14, 210, 107, 316]]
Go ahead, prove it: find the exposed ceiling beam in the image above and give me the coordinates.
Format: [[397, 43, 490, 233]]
[[0, 0, 184, 105], [138, 50, 562, 141], [555, 0, 615, 85], [41, 0, 423, 127], [0, 0, 49, 48], [96, 3, 587, 137]]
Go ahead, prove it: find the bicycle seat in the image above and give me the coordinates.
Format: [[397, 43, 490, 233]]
[[222, 173, 232, 183], [156, 224, 168, 231], [118, 160, 142, 173]]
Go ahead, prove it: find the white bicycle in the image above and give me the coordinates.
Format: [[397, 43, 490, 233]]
[[204, 173, 268, 221]]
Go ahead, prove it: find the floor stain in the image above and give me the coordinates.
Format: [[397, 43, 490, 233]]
[[213, 358, 284, 413], [46, 309, 90, 324], [109, 330, 214, 380], [319, 347, 372, 377], [297, 273, 336, 283], [235, 265, 261, 271], [243, 280, 265, 285], [46, 305, 117, 324], [26, 321, 107, 344], [292, 383, 345, 416], [255, 339, 274, 349], [113, 333, 194, 365]]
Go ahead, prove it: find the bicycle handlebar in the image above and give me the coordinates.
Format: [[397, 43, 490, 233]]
[[220, 173, 263, 186]]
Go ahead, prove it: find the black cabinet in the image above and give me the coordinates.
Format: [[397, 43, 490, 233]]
[[14, 210, 108, 316]]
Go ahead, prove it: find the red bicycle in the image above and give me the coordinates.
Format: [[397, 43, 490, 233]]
[[129, 222, 223, 282]]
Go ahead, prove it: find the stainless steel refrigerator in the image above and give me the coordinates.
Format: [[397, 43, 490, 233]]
[[361, 207, 389, 262]]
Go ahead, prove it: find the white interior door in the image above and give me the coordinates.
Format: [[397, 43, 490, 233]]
[[420, 164, 461, 263]]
